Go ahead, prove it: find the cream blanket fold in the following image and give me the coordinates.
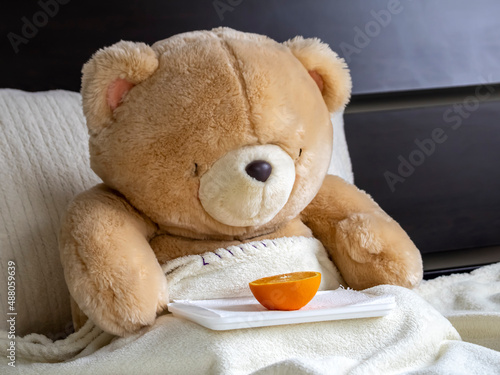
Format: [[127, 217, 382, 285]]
[[2, 238, 500, 375], [415, 262, 500, 352], [163, 236, 343, 301]]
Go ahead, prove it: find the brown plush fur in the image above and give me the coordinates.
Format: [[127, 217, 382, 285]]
[[59, 28, 422, 336]]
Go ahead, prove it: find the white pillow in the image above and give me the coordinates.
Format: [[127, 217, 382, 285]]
[[0, 89, 352, 337]]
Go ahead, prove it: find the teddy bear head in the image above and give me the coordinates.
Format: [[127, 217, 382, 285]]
[[81, 27, 351, 240]]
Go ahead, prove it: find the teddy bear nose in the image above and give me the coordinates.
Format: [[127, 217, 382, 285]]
[[245, 160, 272, 182]]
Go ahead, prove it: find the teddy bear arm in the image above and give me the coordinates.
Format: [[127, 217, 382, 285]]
[[59, 184, 168, 336], [301, 175, 423, 289]]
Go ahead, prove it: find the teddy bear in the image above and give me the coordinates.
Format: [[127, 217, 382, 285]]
[[59, 27, 423, 337]]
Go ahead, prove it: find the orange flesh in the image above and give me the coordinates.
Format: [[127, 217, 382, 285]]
[[249, 272, 321, 311]]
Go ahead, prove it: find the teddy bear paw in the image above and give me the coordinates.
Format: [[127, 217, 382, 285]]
[[335, 212, 423, 288], [81, 271, 169, 337]]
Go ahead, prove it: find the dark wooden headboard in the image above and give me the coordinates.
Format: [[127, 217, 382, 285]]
[[2, 0, 500, 275]]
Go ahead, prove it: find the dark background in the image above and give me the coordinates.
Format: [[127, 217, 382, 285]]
[[2, 0, 500, 93], [2, 0, 499, 261]]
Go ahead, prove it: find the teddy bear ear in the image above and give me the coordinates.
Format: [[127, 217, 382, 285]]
[[284, 36, 352, 113], [81, 41, 159, 134]]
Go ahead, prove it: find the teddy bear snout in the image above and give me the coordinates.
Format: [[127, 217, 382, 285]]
[[245, 160, 272, 182], [198, 145, 295, 227]]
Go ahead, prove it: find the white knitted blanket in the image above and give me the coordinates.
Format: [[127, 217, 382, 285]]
[[0, 90, 101, 337]]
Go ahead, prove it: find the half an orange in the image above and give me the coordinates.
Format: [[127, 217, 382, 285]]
[[249, 272, 321, 311]]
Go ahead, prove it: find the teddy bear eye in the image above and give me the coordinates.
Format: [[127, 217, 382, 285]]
[[299, 148, 303, 157], [194, 163, 199, 176]]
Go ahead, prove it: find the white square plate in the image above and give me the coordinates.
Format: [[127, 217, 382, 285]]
[[167, 289, 396, 331]]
